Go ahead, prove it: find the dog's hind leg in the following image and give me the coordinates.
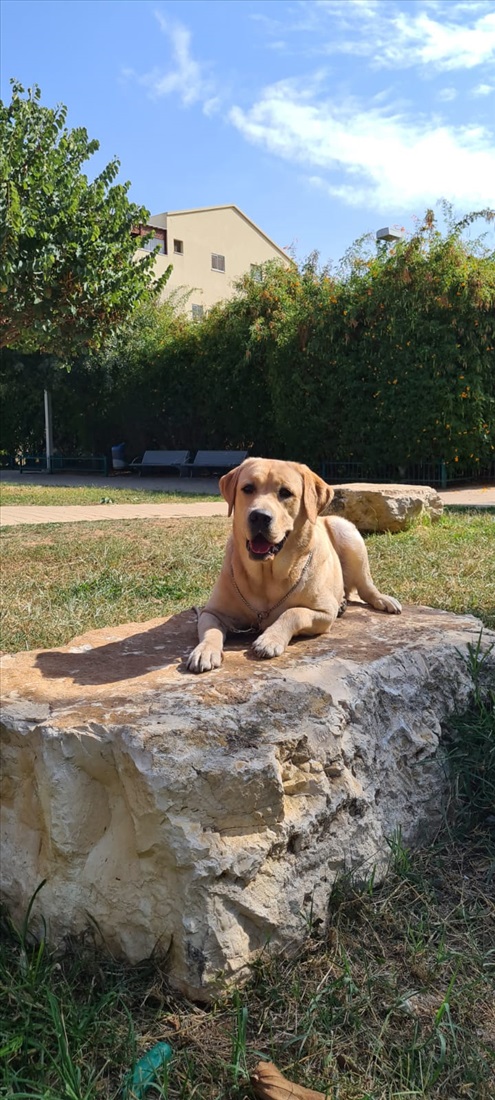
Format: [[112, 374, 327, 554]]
[[325, 516, 402, 614]]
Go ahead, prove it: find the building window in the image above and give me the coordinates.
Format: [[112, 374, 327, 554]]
[[132, 225, 167, 254], [142, 236, 166, 254], [251, 263, 263, 282], [211, 253, 225, 272], [191, 303, 204, 320], [174, 239, 184, 254]]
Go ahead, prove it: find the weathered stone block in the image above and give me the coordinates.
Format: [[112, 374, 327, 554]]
[[327, 483, 443, 532], [1, 605, 492, 1000]]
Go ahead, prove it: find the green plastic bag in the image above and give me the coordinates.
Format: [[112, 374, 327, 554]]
[[123, 1041, 173, 1099]]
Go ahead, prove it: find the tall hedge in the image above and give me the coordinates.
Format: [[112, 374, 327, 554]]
[[2, 209, 494, 473]]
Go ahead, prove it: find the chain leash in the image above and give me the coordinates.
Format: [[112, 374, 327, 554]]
[[229, 551, 314, 630]]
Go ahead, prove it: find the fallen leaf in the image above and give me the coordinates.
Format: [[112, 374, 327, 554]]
[[250, 1060, 328, 1100]]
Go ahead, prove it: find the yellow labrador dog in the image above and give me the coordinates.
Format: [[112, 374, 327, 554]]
[[187, 458, 401, 673]]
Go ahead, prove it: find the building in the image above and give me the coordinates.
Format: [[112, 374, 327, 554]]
[[133, 204, 291, 317]]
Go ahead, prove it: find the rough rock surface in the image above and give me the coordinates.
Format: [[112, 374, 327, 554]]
[[327, 483, 443, 532], [1, 605, 492, 1000]]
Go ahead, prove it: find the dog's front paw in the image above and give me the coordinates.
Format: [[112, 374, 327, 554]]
[[376, 594, 402, 614], [187, 642, 223, 673], [252, 632, 287, 659]]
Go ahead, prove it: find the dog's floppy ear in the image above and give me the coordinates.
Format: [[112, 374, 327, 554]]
[[219, 465, 242, 516], [300, 465, 334, 524]]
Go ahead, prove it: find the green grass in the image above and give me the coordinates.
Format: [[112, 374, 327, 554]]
[[0, 483, 220, 506], [445, 634, 495, 831], [0, 517, 228, 652], [364, 511, 495, 630], [1, 511, 494, 1098]]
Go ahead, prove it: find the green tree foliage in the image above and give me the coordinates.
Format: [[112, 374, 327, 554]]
[[329, 208, 495, 470], [0, 81, 170, 355]]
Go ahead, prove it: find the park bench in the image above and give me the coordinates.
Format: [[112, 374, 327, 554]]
[[129, 450, 190, 475], [180, 450, 248, 477]]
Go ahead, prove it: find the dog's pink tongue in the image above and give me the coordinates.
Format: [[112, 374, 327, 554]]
[[251, 535, 272, 554]]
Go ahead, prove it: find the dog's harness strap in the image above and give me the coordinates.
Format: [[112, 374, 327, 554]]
[[230, 551, 314, 630]]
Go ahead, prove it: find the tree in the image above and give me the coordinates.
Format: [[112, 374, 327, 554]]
[[0, 81, 170, 356]]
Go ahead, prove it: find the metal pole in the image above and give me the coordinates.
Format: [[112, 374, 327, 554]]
[[44, 389, 54, 473]]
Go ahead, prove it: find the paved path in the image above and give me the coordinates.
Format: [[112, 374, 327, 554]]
[[436, 487, 495, 507], [0, 500, 229, 527], [1, 486, 494, 527]]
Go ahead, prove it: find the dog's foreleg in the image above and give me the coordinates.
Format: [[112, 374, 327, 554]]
[[187, 611, 227, 673], [251, 605, 337, 660]]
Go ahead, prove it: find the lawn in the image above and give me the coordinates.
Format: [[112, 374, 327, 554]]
[[0, 482, 220, 506], [1, 511, 494, 1099], [1, 511, 494, 654]]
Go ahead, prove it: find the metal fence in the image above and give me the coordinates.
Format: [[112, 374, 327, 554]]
[[2, 452, 493, 487], [320, 460, 495, 489], [18, 454, 108, 475]]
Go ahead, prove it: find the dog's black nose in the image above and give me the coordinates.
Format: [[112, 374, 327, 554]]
[[249, 508, 273, 530]]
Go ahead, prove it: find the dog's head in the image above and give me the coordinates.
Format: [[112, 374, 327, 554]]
[[220, 458, 334, 562]]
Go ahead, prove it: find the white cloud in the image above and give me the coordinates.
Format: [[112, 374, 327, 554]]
[[445, 2, 495, 12], [203, 96, 222, 117], [229, 79, 495, 211], [383, 10, 495, 71], [130, 12, 217, 112], [471, 81, 495, 95], [296, 2, 495, 71], [125, 5, 494, 220], [312, 0, 382, 20]]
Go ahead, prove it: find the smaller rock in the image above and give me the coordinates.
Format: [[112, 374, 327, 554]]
[[327, 483, 443, 532]]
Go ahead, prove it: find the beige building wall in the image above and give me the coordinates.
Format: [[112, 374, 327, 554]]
[[136, 205, 290, 314]]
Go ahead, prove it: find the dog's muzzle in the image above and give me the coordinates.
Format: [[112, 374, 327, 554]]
[[247, 509, 287, 561]]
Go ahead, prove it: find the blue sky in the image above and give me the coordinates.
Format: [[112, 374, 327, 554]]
[[2, 0, 495, 264]]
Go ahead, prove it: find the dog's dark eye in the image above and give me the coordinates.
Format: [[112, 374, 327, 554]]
[[241, 484, 255, 495], [279, 487, 293, 500]]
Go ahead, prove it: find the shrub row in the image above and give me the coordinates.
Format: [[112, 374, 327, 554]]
[[2, 209, 494, 473]]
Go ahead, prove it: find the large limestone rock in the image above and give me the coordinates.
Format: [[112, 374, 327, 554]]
[[1, 605, 492, 1000], [327, 483, 443, 532]]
